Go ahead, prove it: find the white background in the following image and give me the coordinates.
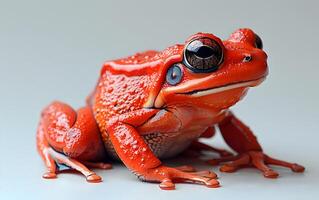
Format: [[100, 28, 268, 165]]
[[0, 0, 318, 199]]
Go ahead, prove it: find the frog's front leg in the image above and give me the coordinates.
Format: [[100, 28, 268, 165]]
[[107, 109, 219, 190], [208, 111, 305, 178]]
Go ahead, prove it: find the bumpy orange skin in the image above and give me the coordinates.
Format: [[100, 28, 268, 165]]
[[36, 28, 305, 189]]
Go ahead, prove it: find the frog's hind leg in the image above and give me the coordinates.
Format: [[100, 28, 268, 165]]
[[186, 127, 233, 157], [36, 122, 57, 179], [36, 101, 111, 183]]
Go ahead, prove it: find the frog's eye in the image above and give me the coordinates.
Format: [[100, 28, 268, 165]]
[[166, 64, 183, 86], [255, 34, 263, 49], [184, 37, 223, 73]]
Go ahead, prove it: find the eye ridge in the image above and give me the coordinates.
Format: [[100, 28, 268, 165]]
[[255, 34, 263, 49]]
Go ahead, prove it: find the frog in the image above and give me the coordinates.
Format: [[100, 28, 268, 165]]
[[36, 28, 305, 190]]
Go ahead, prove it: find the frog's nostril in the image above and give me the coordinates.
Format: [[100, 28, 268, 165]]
[[243, 55, 252, 62]]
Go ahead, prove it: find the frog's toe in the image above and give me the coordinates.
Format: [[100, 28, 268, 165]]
[[291, 164, 305, 173], [264, 154, 305, 173], [204, 178, 220, 188], [166, 167, 220, 188], [42, 171, 57, 179], [190, 170, 218, 179], [86, 173, 102, 183], [210, 151, 305, 178], [46, 147, 105, 183], [169, 168, 219, 188], [143, 165, 220, 190], [181, 172, 220, 188], [159, 178, 175, 190], [262, 170, 279, 178]]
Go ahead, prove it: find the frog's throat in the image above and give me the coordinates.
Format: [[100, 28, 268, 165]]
[[152, 77, 265, 108]]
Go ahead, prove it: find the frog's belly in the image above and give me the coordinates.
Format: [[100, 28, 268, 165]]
[[103, 132, 199, 160]]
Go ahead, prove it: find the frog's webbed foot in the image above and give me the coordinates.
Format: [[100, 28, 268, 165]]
[[207, 151, 305, 178], [213, 111, 305, 178], [41, 154, 111, 181], [156, 165, 218, 190], [46, 148, 112, 183], [142, 165, 219, 190]]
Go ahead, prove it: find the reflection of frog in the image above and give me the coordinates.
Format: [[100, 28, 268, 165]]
[[37, 28, 305, 190]]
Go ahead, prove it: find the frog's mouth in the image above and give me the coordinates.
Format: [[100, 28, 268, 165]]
[[151, 76, 265, 108], [177, 77, 265, 97]]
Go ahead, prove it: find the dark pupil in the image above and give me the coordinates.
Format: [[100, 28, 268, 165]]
[[184, 38, 223, 73], [194, 46, 214, 58]]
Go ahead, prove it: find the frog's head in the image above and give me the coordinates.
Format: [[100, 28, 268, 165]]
[[153, 28, 268, 110]]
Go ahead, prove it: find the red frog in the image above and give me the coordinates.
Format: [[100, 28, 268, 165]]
[[36, 28, 305, 190]]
